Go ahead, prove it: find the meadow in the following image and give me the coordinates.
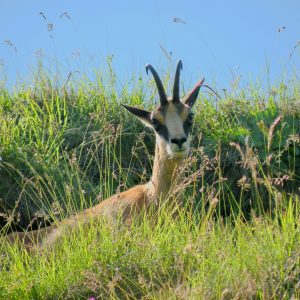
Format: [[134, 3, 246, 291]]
[[0, 64, 299, 299]]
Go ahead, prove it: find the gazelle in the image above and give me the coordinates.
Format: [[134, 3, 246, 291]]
[[3, 60, 204, 250]]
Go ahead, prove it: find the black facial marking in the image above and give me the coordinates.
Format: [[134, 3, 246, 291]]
[[151, 118, 169, 141], [183, 113, 194, 136], [151, 118, 161, 131]]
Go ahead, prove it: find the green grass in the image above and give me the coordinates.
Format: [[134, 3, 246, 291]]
[[0, 66, 300, 299], [1, 202, 299, 299]]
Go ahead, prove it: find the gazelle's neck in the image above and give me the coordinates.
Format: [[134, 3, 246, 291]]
[[148, 139, 186, 202]]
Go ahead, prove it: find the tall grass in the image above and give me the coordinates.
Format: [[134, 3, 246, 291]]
[[0, 65, 299, 298], [1, 201, 299, 299]]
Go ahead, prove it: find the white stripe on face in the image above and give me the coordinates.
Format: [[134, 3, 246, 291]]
[[165, 102, 186, 139], [164, 102, 191, 156]]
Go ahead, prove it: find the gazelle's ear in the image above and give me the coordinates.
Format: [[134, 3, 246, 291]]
[[182, 78, 205, 108], [121, 104, 152, 127]]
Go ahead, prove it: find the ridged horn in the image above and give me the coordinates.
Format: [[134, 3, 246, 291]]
[[173, 60, 182, 103], [145, 64, 168, 106]]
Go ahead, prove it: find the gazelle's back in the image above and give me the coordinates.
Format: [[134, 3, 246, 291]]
[[4, 184, 149, 249]]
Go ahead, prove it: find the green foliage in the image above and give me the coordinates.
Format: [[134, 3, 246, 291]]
[[0, 68, 300, 222], [0, 202, 299, 299], [0, 66, 300, 298]]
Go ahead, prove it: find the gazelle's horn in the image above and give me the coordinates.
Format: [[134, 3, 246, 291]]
[[146, 64, 168, 106], [172, 60, 182, 103]]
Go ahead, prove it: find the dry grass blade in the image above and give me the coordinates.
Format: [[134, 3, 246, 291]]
[[267, 115, 283, 153], [60, 12, 71, 19], [201, 84, 221, 99], [172, 17, 187, 24], [159, 45, 172, 62], [39, 12, 47, 21], [289, 41, 300, 59]]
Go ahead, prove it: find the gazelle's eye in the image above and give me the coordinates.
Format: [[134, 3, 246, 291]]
[[185, 113, 194, 127], [151, 118, 162, 131]]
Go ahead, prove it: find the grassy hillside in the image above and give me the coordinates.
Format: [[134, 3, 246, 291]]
[[0, 68, 299, 299]]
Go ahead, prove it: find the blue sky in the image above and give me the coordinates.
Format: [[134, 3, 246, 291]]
[[0, 1, 299, 91]]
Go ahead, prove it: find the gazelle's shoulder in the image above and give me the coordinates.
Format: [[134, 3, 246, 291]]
[[98, 184, 148, 210]]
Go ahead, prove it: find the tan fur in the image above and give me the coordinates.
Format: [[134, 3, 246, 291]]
[[152, 111, 165, 124], [179, 108, 190, 120]]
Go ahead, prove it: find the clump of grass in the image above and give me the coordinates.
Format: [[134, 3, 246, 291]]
[[0, 64, 300, 298], [0, 200, 299, 299], [0, 65, 153, 230], [189, 83, 300, 218], [1, 67, 299, 228]]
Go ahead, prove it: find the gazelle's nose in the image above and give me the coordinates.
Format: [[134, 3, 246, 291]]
[[171, 137, 187, 149]]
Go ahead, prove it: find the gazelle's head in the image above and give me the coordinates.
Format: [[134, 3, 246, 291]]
[[122, 60, 204, 158]]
